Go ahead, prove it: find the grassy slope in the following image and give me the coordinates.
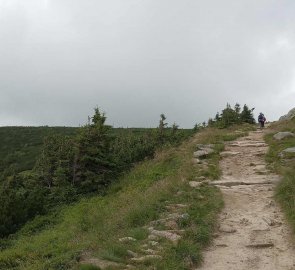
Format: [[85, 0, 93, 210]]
[[265, 118, 295, 231], [0, 126, 251, 270]]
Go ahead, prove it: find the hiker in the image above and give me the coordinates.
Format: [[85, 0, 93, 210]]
[[258, 112, 266, 128]]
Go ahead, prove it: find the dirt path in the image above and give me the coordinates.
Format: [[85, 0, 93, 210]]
[[198, 130, 295, 270]]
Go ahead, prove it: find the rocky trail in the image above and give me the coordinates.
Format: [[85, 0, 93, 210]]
[[198, 130, 295, 270]]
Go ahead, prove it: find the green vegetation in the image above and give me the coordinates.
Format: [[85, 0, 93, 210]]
[[206, 103, 255, 129], [0, 126, 78, 177], [0, 123, 251, 269], [265, 118, 295, 231], [0, 110, 193, 238]]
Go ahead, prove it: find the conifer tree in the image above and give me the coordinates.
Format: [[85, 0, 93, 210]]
[[240, 104, 255, 124], [73, 108, 115, 193]]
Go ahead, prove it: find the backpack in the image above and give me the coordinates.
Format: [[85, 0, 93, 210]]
[[258, 114, 265, 121]]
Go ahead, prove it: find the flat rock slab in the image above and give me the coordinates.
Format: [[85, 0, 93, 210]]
[[282, 147, 295, 153], [220, 151, 240, 157], [210, 180, 276, 187], [273, 132, 295, 140], [229, 142, 267, 147]]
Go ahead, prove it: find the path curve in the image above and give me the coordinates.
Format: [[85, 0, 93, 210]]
[[198, 130, 295, 270]]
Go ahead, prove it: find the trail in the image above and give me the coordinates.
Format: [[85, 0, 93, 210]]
[[198, 130, 295, 270]]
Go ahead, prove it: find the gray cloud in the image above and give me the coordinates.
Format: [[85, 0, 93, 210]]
[[0, 0, 294, 127]]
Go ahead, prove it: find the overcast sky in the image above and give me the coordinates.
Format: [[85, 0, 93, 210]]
[[0, 0, 294, 128]]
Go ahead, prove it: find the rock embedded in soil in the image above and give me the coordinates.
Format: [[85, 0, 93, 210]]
[[282, 147, 295, 153], [219, 225, 237, 233], [131, 255, 162, 262], [149, 228, 182, 243], [194, 148, 214, 158], [196, 144, 214, 149], [220, 151, 240, 157], [119, 237, 137, 243], [189, 181, 203, 188], [192, 158, 202, 164], [127, 250, 138, 258], [80, 258, 121, 269], [273, 132, 295, 140]]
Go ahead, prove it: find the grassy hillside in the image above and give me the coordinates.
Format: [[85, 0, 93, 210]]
[[265, 118, 295, 231], [0, 125, 252, 270]]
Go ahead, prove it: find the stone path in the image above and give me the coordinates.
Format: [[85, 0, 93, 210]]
[[197, 130, 295, 270]]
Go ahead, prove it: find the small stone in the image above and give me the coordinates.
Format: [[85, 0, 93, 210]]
[[219, 225, 237, 233], [149, 241, 159, 246], [179, 213, 190, 220], [148, 234, 159, 241], [195, 176, 206, 181], [194, 148, 214, 158], [149, 229, 181, 244], [189, 181, 202, 188], [192, 158, 201, 164], [196, 144, 214, 150], [142, 249, 158, 255], [119, 237, 137, 243], [127, 250, 138, 258]]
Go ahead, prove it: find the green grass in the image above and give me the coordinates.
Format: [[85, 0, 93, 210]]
[[0, 125, 251, 269], [265, 118, 295, 232]]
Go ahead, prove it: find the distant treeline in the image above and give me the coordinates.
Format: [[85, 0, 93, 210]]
[[0, 109, 193, 237], [194, 103, 255, 130]]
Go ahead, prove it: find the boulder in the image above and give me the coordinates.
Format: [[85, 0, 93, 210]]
[[273, 132, 295, 140], [279, 107, 295, 121]]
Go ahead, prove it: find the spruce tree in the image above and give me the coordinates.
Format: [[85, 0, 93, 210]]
[[240, 104, 255, 124], [73, 108, 115, 193]]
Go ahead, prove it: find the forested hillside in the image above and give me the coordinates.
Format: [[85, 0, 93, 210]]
[[0, 110, 193, 238]]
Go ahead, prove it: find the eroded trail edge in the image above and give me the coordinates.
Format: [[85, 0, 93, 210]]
[[198, 130, 295, 270]]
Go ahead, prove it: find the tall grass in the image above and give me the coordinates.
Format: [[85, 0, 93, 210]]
[[265, 118, 295, 232]]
